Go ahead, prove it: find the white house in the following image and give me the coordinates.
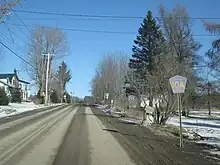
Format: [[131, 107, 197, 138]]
[[0, 69, 30, 102]]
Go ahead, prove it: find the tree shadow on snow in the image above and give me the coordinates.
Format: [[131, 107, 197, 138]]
[[182, 121, 220, 129]]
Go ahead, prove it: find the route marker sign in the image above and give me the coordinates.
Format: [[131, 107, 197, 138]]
[[169, 75, 187, 148], [169, 75, 187, 94]]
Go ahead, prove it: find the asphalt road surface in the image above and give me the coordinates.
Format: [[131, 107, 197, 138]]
[[53, 106, 219, 165], [0, 104, 68, 125], [0, 105, 219, 165]]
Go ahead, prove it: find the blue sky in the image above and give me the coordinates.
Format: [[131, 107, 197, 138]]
[[0, 0, 219, 98]]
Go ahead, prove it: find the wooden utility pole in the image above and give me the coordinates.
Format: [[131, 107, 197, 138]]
[[207, 82, 211, 116], [45, 53, 50, 104]]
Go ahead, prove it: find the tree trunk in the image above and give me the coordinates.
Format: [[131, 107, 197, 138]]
[[149, 88, 153, 107], [136, 95, 141, 109], [208, 100, 211, 116]]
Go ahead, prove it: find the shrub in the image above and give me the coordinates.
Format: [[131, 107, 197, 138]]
[[33, 95, 44, 104], [11, 88, 21, 103], [0, 88, 9, 105], [50, 91, 60, 103]]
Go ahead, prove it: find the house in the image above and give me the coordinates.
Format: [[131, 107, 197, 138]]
[[0, 69, 30, 102]]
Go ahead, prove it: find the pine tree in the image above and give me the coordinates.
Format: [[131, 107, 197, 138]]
[[56, 61, 72, 103], [128, 10, 164, 107]]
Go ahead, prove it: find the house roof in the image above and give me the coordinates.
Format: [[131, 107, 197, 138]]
[[19, 79, 30, 84], [0, 73, 14, 80], [0, 73, 30, 84]]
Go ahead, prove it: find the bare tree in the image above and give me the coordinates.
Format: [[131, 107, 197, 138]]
[[143, 4, 200, 124], [26, 26, 68, 99], [202, 20, 220, 114], [90, 52, 129, 106], [0, 0, 21, 22]]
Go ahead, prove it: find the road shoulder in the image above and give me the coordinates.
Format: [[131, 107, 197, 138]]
[[86, 107, 135, 165]]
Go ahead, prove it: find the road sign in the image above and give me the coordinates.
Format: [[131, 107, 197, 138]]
[[169, 75, 187, 148], [169, 75, 187, 94], [104, 93, 109, 99]]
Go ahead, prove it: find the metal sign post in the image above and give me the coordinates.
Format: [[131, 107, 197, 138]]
[[169, 75, 187, 148]]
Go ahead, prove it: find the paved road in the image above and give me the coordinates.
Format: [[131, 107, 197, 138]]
[[0, 105, 219, 165], [0, 104, 67, 125], [53, 106, 219, 165], [0, 105, 76, 165]]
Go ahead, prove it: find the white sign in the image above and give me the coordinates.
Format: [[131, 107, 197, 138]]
[[169, 75, 187, 94], [104, 93, 109, 99]]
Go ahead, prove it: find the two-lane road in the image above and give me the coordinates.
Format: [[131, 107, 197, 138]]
[[0, 105, 219, 165], [53, 106, 219, 165], [0, 105, 77, 165]]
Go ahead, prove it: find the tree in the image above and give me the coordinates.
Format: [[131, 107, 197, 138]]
[[11, 88, 21, 103], [55, 61, 71, 103], [203, 18, 220, 115], [0, 0, 21, 22], [90, 52, 129, 107], [26, 26, 68, 101], [127, 10, 164, 123], [148, 4, 200, 124], [0, 88, 9, 105], [50, 90, 60, 103], [128, 10, 164, 108]]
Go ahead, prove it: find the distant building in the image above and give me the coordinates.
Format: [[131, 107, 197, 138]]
[[0, 69, 30, 102]]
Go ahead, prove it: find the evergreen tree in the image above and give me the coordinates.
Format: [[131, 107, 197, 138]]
[[56, 61, 72, 103], [0, 88, 9, 105], [128, 10, 164, 106]]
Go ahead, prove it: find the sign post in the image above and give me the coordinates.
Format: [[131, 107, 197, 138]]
[[104, 93, 109, 104], [169, 75, 187, 148]]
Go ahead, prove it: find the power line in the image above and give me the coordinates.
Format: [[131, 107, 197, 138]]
[[0, 41, 35, 68], [19, 17, 128, 21], [0, 31, 26, 53], [7, 22, 136, 35], [12, 9, 31, 38], [6, 22, 220, 37], [14, 9, 220, 20], [14, 9, 143, 19]]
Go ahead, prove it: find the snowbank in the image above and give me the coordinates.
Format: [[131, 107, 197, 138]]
[[0, 102, 63, 118]]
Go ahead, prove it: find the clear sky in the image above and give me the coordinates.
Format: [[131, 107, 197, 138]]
[[0, 0, 219, 98]]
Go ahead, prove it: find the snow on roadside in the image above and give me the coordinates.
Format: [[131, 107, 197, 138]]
[[0, 102, 63, 118], [167, 114, 220, 154]]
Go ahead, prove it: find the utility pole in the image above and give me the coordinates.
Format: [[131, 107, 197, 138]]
[[207, 82, 211, 116], [59, 63, 64, 103], [45, 53, 50, 104]]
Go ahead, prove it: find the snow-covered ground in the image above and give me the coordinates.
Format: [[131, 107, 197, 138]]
[[167, 110, 220, 154], [0, 102, 63, 118], [98, 105, 220, 155]]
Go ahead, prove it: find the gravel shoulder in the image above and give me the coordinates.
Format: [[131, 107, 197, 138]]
[[91, 107, 220, 165], [86, 107, 135, 165]]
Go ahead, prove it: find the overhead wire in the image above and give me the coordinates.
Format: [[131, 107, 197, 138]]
[[14, 9, 220, 20], [11, 9, 31, 39], [5, 22, 220, 37], [0, 41, 34, 68], [2, 8, 216, 71], [0, 31, 26, 53]]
